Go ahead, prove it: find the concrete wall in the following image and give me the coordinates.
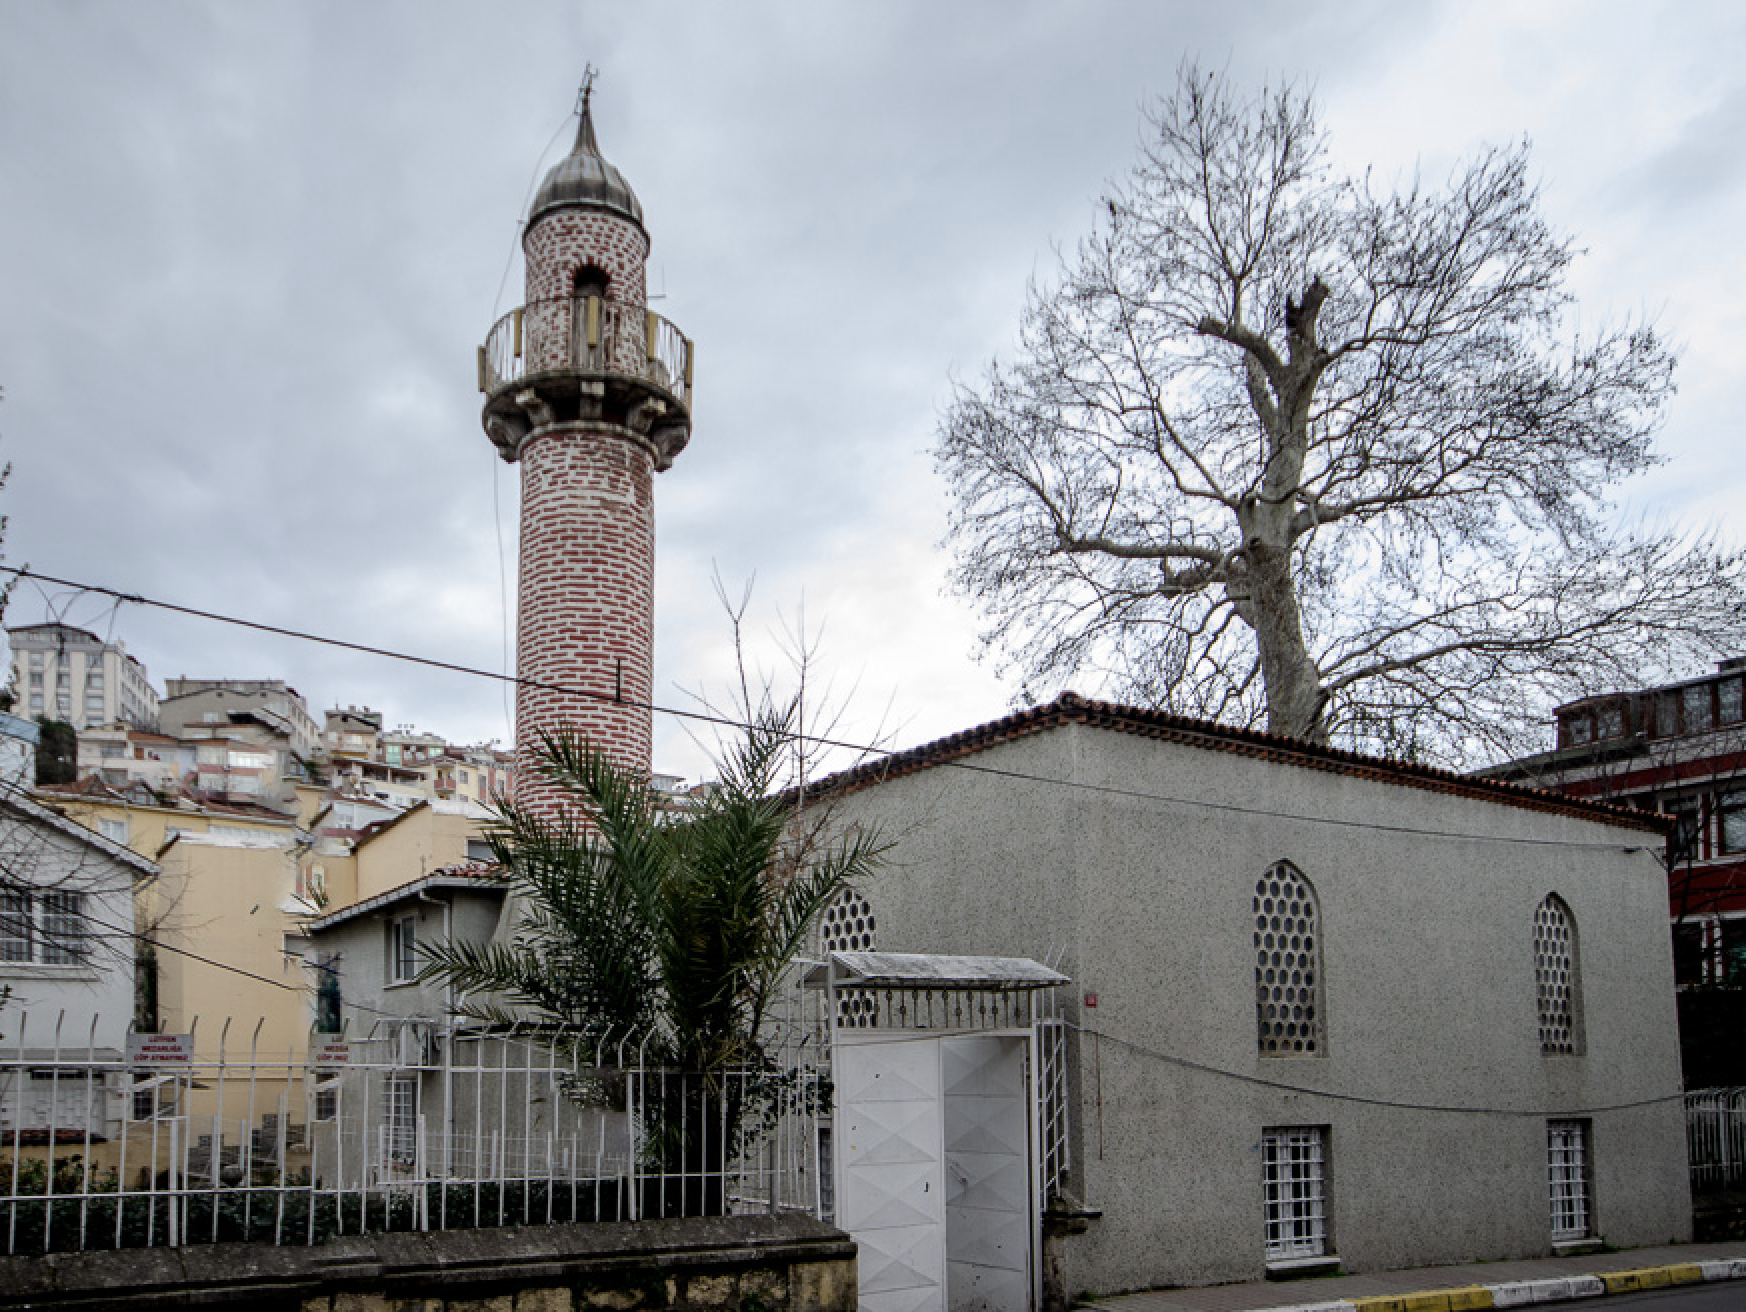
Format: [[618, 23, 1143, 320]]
[[354, 806, 486, 903], [816, 720, 1690, 1295], [150, 836, 311, 1061], [0, 1214, 856, 1311]]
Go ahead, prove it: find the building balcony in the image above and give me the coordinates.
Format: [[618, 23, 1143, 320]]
[[478, 296, 694, 466]]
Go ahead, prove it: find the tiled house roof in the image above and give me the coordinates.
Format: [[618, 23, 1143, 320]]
[[804, 692, 1669, 835]]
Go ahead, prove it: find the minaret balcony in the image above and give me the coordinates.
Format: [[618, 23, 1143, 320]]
[[479, 295, 693, 412]]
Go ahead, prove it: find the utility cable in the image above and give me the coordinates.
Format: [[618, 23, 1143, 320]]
[[0, 566, 1664, 855], [1067, 1019, 1687, 1118]]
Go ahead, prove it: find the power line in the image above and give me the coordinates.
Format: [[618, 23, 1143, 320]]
[[1069, 1020, 1686, 1118], [0, 565, 1662, 853]]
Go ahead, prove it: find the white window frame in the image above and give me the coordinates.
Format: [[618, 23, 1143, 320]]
[[311, 1075, 340, 1124], [38, 892, 86, 965], [0, 891, 87, 965], [1262, 1125, 1330, 1263], [0, 892, 32, 963], [388, 913, 418, 984], [1548, 1119, 1592, 1241], [383, 1074, 418, 1168]]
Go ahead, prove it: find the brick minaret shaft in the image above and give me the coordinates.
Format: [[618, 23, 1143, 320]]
[[479, 86, 693, 819]]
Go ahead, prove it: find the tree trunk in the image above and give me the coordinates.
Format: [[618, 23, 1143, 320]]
[[1238, 535, 1326, 743]]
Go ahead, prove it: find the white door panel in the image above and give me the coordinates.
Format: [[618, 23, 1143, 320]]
[[837, 1035, 947, 1312], [942, 1035, 1031, 1312]]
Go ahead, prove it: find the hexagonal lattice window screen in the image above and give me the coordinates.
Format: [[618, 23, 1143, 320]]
[[822, 889, 879, 1028], [821, 889, 877, 955], [1254, 863, 1324, 1056], [1535, 895, 1579, 1054]]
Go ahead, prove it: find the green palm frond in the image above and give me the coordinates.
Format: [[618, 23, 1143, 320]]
[[417, 712, 888, 1075]]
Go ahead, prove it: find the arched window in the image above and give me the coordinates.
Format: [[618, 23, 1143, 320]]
[[1254, 863, 1324, 1056], [1534, 895, 1581, 1055]]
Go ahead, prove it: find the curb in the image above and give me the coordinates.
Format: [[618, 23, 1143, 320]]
[[1258, 1257, 1746, 1312]]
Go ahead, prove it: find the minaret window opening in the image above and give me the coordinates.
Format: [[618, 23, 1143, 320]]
[[573, 264, 610, 301]]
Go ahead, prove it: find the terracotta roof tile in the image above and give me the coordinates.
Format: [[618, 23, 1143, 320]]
[[805, 692, 1669, 835]]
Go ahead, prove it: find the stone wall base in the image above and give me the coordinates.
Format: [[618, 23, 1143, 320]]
[[0, 1214, 856, 1312]]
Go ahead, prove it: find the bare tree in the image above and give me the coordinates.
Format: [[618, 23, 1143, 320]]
[[938, 64, 1746, 765]]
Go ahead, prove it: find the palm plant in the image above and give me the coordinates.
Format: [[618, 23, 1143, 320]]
[[418, 707, 885, 1213]]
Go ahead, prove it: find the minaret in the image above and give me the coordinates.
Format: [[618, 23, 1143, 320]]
[[479, 77, 693, 816]]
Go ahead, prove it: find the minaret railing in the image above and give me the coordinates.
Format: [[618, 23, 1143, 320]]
[[479, 296, 694, 411]]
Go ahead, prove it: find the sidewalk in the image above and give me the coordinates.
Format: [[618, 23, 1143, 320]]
[[1079, 1242, 1746, 1311]]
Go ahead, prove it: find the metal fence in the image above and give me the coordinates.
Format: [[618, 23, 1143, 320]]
[[1688, 1087, 1746, 1191], [0, 1010, 828, 1254]]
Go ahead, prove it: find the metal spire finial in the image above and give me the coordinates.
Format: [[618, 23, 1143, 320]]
[[571, 64, 601, 157]]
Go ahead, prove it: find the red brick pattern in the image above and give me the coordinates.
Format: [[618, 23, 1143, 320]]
[[511, 204, 664, 820], [522, 210, 648, 307]]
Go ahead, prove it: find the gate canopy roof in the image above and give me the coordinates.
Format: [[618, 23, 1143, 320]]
[[806, 951, 1068, 991]]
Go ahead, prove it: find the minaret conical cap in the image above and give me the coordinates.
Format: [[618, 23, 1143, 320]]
[[528, 87, 645, 231]]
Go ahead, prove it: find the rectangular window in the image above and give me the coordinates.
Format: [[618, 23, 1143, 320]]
[[1721, 679, 1744, 725], [1673, 923, 1707, 988], [1720, 792, 1746, 855], [389, 914, 418, 983], [1565, 714, 1593, 746], [0, 893, 32, 963], [1548, 1120, 1592, 1241], [97, 817, 128, 845], [1262, 1126, 1329, 1262], [131, 1076, 177, 1121], [1722, 918, 1746, 987], [39, 893, 85, 965], [312, 1076, 339, 1123], [1668, 799, 1705, 864], [384, 1075, 418, 1167], [1684, 685, 1714, 734], [1596, 703, 1624, 739]]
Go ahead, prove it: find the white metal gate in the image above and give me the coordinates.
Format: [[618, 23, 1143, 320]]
[[835, 1030, 1036, 1312]]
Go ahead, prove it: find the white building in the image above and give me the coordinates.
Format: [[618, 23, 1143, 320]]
[[7, 623, 158, 731], [0, 789, 155, 1076], [803, 694, 1690, 1306]]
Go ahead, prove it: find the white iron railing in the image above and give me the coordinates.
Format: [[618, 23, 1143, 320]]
[[0, 1010, 826, 1254]]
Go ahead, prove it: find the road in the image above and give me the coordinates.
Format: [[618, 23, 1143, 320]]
[[1595, 1286, 1746, 1309]]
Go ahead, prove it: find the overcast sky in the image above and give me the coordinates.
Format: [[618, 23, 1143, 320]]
[[1, 1, 1741, 782]]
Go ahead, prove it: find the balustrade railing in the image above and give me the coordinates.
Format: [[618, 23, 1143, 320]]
[[479, 296, 693, 410]]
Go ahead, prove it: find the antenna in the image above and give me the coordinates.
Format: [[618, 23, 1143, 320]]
[[576, 64, 598, 116]]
